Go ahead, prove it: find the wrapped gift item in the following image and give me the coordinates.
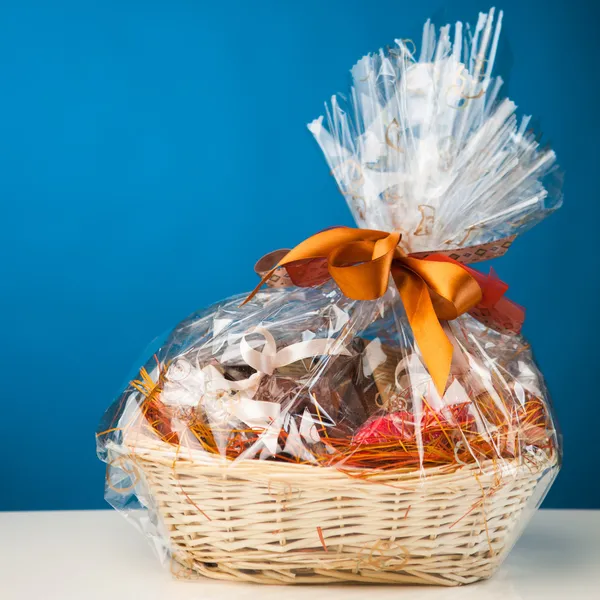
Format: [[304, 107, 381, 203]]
[[98, 8, 561, 587]]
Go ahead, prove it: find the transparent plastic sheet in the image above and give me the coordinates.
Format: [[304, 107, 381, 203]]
[[99, 283, 559, 471], [97, 8, 562, 585], [97, 282, 560, 581], [308, 8, 562, 253]]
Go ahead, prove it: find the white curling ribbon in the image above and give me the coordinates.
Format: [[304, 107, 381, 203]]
[[161, 362, 263, 408], [201, 391, 283, 457], [226, 396, 280, 429], [239, 326, 351, 376], [201, 364, 262, 395], [196, 326, 350, 457]]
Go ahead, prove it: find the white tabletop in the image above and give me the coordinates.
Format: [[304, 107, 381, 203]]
[[1, 509, 598, 599]]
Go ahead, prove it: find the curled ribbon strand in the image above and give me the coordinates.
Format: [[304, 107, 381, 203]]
[[195, 326, 351, 454], [245, 228, 489, 395], [239, 326, 350, 375]]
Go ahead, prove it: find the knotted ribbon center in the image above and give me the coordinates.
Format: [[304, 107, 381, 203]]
[[244, 228, 484, 394]]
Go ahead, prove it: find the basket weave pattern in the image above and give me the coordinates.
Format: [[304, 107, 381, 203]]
[[123, 437, 556, 586]]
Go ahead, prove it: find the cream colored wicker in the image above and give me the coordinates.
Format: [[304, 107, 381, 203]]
[[114, 434, 557, 586]]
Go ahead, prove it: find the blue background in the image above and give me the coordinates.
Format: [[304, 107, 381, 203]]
[[1, 0, 598, 510]]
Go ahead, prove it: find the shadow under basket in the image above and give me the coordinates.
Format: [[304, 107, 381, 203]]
[[115, 435, 558, 586]]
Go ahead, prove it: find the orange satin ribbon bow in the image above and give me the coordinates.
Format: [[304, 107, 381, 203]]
[[245, 227, 484, 395]]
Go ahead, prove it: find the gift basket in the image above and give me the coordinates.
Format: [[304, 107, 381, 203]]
[[97, 8, 562, 586]]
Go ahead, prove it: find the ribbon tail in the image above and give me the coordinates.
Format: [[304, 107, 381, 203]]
[[469, 298, 526, 334], [241, 269, 276, 306], [393, 269, 453, 395]]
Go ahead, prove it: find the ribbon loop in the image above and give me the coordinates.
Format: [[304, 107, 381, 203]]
[[327, 232, 401, 300], [239, 325, 352, 377], [244, 227, 516, 394]]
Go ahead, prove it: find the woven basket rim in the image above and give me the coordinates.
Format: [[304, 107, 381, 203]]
[[107, 428, 557, 485]]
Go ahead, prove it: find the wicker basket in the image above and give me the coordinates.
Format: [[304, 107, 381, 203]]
[[114, 433, 557, 586]]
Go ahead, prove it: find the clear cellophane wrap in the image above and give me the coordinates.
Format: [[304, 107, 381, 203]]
[[308, 9, 562, 252], [97, 8, 561, 580]]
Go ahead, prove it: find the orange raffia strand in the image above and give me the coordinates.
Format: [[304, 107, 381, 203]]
[[504, 343, 532, 365], [422, 396, 454, 448], [129, 364, 555, 473], [132, 361, 181, 445], [317, 526, 328, 552], [313, 401, 330, 439], [188, 424, 217, 454], [490, 371, 514, 417], [171, 442, 212, 522], [96, 426, 122, 437], [97, 360, 157, 442]]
